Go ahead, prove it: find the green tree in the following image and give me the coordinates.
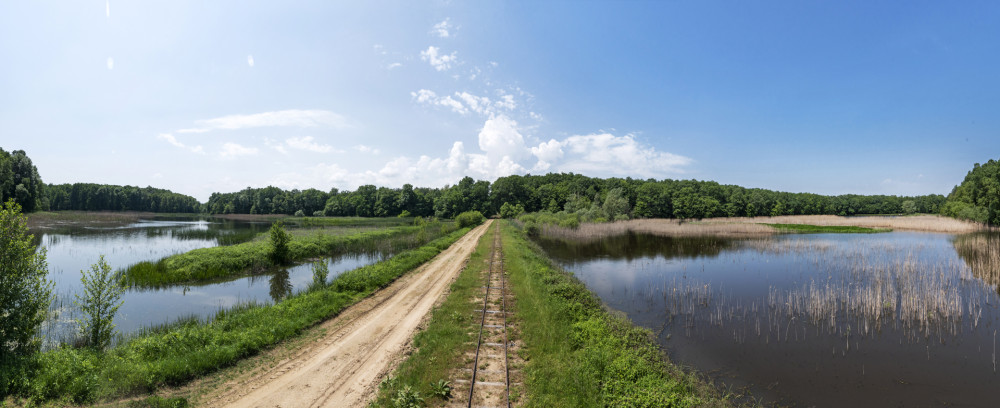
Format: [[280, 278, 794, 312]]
[[499, 202, 524, 219], [311, 260, 330, 288], [269, 221, 291, 264], [74, 255, 125, 350], [602, 187, 631, 220], [901, 200, 917, 215], [0, 199, 54, 389]]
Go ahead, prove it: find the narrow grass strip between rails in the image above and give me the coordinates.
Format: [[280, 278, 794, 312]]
[[498, 221, 728, 407], [19, 227, 473, 405], [122, 222, 453, 287], [371, 220, 492, 406], [762, 223, 890, 234]]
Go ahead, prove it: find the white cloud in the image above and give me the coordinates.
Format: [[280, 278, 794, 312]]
[[106, 57, 114, 70], [420, 46, 457, 71], [178, 109, 349, 133], [258, 119, 691, 193], [355, 145, 381, 154], [431, 19, 452, 38], [557, 134, 693, 177], [286, 136, 336, 153], [105, 1, 109, 18], [412, 89, 516, 117], [247, 55, 254, 67], [219, 142, 259, 159], [387, 62, 402, 70], [157, 133, 205, 154]]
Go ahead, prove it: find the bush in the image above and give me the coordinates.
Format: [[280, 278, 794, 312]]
[[455, 211, 484, 228], [294, 209, 305, 217], [0, 199, 54, 393], [268, 221, 291, 264], [312, 210, 324, 217], [75, 255, 126, 350], [311, 260, 330, 288]]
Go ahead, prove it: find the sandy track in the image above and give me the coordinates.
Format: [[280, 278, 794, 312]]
[[206, 221, 491, 408]]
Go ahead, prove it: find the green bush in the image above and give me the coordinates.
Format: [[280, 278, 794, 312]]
[[76, 255, 126, 350], [454, 210, 484, 228], [0, 199, 54, 395], [269, 221, 291, 264]]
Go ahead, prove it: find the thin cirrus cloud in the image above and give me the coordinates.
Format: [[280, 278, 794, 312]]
[[157, 133, 204, 155], [286, 136, 339, 153], [177, 109, 349, 134], [219, 142, 259, 159]]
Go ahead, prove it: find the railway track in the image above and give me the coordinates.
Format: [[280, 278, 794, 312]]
[[455, 223, 519, 407]]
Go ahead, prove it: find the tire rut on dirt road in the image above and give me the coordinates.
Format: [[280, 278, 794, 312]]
[[203, 220, 492, 408]]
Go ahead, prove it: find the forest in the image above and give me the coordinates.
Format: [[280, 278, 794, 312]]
[[941, 159, 1000, 225], [6, 147, 1000, 225]]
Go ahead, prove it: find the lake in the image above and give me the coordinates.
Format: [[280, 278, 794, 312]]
[[535, 231, 1000, 407], [30, 215, 389, 347]]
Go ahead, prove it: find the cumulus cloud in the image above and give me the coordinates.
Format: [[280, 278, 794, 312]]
[[157, 133, 204, 154], [260, 117, 691, 193], [178, 109, 349, 134], [420, 46, 457, 71], [219, 142, 259, 159], [431, 19, 452, 38], [247, 55, 254, 67]]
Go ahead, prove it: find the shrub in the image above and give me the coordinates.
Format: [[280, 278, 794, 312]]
[[311, 260, 330, 288], [0, 199, 54, 393], [75, 255, 126, 350], [313, 210, 325, 217], [268, 221, 291, 264], [294, 209, 305, 217], [455, 211, 485, 228]]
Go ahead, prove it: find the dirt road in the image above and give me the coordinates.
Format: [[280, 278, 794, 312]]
[[205, 221, 491, 408]]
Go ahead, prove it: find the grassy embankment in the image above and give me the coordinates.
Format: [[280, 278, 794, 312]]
[[12, 227, 473, 405], [761, 223, 889, 233], [376, 221, 728, 407], [122, 220, 452, 287]]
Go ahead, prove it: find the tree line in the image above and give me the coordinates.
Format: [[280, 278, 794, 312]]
[[204, 173, 947, 220], [942, 159, 1000, 226], [4, 146, 981, 221]]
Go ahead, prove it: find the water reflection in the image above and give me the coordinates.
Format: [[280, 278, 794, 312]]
[[535, 231, 1000, 407], [269, 270, 293, 302]]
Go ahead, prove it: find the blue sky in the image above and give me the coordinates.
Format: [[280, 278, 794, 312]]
[[2, 1, 998, 202]]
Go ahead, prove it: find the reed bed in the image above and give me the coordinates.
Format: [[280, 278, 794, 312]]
[[709, 214, 986, 234], [540, 218, 775, 243], [616, 237, 996, 350], [954, 233, 1000, 287]]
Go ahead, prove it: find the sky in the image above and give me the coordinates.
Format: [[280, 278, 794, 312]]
[[2, 1, 999, 202]]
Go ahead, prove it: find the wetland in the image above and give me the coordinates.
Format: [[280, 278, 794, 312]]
[[535, 224, 1000, 407]]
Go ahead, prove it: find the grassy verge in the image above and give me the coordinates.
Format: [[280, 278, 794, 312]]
[[762, 223, 890, 233], [122, 221, 454, 287], [371, 222, 491, 407], [500, 221, 727, 407], [14, 227, 473, 405]]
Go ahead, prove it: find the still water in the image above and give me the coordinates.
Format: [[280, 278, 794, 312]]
[[536, 231, 1000, 407], [30, 216, 387, 345]]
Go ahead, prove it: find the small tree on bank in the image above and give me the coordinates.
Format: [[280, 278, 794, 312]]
[[75, 255, 125, 350], [269, 221, 291, 264], [0, 199, 54, 389]]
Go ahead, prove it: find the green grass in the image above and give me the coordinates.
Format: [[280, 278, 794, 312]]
[[762, 223, 891, 233], [17, 227, 473, 405], [371, 222, 491, 406], [500, 221, 728, 407], [122, 221, 455, 287]]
